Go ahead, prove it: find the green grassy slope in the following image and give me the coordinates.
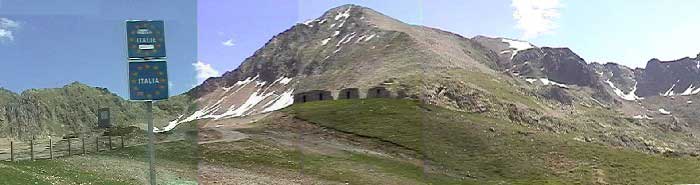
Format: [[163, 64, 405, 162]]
[[280, 99, 700, 184], [0, 140, 197, 185]]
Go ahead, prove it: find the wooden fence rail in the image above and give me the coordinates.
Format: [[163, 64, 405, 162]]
[[0, 136, 133, 162]]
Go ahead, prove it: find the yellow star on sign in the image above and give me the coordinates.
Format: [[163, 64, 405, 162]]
[[132, 72, 138, 76]]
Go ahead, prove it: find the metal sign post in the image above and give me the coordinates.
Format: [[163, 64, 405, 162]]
[[126, 20, 167, 185], [146, 100, 156, 185]]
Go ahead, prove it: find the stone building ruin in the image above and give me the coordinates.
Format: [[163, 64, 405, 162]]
[[293, 90, 333, 103], [338, 88, 360, 99], [293, 87, 393, 104], [367, 87, 391, 98]]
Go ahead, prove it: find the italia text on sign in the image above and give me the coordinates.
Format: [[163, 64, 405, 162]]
[[129, 60, 169, 100]]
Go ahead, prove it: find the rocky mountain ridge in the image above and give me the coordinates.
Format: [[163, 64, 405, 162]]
[[180, 4, 700, 155]]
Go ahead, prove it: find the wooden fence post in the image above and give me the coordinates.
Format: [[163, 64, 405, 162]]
[[30, 139, 34, 160], [82, 137, 86, 155], [95, 136, 99, 152], [49, 137, 53, 159], [121, 136, 125, 148], [108, 136, 112, 150], [67, 138, 71, 156], [9, 141, 13, 162]]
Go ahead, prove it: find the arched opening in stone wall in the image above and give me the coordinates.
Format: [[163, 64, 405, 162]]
[[338, 88, 359, 99], [367, 87, 391, 98]]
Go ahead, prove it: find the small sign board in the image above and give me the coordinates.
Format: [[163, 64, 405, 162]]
[[126, 20, 166, 59], [97, 108, 111, 128], [129, 60, 169, 100]]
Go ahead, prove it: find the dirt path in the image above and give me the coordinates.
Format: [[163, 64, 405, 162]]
[[198, 127, 249, 144]]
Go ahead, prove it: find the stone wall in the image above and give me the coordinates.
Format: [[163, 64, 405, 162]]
[[293, 87, 392, 104], [367, 87, 391, 98], [293, 90, 333, 103], [338, 88, 360, 99]]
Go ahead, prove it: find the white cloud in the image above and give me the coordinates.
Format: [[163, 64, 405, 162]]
[[192, 61, 220, 85], [0, 18, 19, 42], [511, 0, 561, 40], [222, 38, 235, 47]]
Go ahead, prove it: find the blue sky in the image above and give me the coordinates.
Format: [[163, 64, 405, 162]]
[[198, 0, 700, 80], [0, 0, 196, 98]]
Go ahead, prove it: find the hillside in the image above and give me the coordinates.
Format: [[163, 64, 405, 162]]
[[0, 82, 192, 139], [182, 4, 700, 156], [199, 99, 700, 184]]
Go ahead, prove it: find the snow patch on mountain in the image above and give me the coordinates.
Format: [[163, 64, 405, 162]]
[[342, 34, 356, 45], [661, 84, 676, 97], [633, 114, 653, 120], [262, 88, 295, 113], [303, 19, 314, 26], [335, 6, 352, 20], [277, 76, 292, 85], [321, 38, 331, 46], [525, 77, 568, 88], [159, 76, 295, 133], [336, 34, 352, 47], [659, 108, 671, 115], [605, 80, 641, 101], [215, 89, 272, 119], [540, 78, 569, 88], [333, 47, 342, 53], [356, 35, 367, 43], [235, 75, 258, 86], [338, 20, 346, 28], [365, 34, 376, 41], [679, 84, 700, 96], [501, 38, 534, 59]]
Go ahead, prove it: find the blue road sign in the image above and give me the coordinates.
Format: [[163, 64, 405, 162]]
[[129, 61, 169, 100], [127, 20, 166, 59]]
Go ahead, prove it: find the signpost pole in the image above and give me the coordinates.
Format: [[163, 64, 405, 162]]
[[126, 20, 166, 185], [146, 100, 156, 185]]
